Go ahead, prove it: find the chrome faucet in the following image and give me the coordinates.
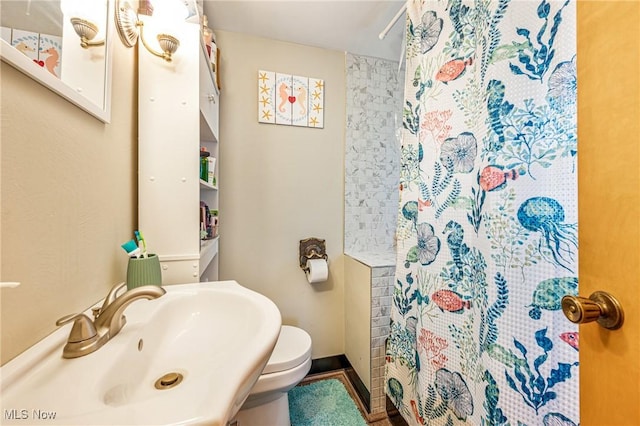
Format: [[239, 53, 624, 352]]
[[56, 282, 166, 358]]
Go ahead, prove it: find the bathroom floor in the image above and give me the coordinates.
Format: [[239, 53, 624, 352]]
[[296, 370, 405, 426]]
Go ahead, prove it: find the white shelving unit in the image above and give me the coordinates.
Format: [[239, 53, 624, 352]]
[[138, 17, 220, 284]]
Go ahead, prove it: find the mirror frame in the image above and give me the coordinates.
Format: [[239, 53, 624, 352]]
[[0, 0, 114, 123]]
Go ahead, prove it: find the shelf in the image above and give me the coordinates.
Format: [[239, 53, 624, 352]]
[[199, 236, 219, 277], [199, 179, 218, 190], [139, 22, 219, 284], [199, 111, 218, 143], [198, 34, 219, 144], [199, 36, 219, 97]]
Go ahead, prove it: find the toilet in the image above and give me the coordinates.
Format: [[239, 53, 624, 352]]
[[235, 326, 312, 426]]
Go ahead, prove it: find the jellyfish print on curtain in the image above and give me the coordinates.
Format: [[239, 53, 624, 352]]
[[386, 1, 579, 425]]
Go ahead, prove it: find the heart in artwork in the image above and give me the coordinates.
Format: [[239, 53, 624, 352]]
[[288, 96, 296, 104], [33, 59, 45, 67]]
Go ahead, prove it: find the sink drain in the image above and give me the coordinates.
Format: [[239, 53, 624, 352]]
[[154, 372, 184, 390]]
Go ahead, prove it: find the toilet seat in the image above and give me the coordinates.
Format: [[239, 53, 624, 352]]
[[263, 326, 312, 374]]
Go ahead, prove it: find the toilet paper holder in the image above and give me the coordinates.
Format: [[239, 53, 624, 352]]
[[299, 237, 328, 272]]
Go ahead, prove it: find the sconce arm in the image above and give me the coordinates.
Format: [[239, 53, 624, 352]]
[[79, 38, 106, 49], [137, 21, 178, 62]]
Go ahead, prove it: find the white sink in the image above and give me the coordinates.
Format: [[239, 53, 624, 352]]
[[0, 281, 282, 425]]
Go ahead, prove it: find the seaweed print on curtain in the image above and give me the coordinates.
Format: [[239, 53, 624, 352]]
[[386, 0, 578, 425]]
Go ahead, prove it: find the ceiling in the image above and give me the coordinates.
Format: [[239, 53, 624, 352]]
[[203, 1, 406, 62]]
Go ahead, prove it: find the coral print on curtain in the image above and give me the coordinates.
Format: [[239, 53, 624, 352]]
[[386, 0, 578, 425]]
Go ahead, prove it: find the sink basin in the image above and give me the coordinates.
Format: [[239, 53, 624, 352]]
[[0, 281, 282, 425]]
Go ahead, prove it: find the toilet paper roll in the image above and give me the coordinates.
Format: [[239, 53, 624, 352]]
[[305, 258, 328, 283]]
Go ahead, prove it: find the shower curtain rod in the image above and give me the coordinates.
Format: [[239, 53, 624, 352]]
[[379, 1, 407, 40]]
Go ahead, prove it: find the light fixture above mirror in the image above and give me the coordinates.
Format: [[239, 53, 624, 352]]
[[61, 0, 107, 49], [114, 0, 181, 62], [70, 17, 105, 48]]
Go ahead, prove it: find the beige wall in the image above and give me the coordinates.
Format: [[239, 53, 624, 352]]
[[0, 43, 137, 364], [216, 30, 346, 359]]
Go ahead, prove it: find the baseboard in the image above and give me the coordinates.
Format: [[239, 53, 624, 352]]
[[344, 366, 370, 413], [308, 354, 350, 375]]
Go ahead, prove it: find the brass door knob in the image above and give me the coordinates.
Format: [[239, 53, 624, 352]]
[[561, 291, 624, 330]]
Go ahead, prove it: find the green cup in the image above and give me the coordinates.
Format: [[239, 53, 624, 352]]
[[126, 254, 162, 290]]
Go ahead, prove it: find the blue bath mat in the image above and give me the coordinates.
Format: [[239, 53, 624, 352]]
[[289, 378, 367, 426]]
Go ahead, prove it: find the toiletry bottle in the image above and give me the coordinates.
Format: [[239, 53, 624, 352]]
[[200, 157, 208, 181], [207, 157, 216, 185], [202, 15, 213, 58], [210, 29, 218, 74], [211, 209, 219, 237], [200, 147, 209, 181]]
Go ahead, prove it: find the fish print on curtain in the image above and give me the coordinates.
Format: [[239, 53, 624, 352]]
[[386, 0, 578, 425]]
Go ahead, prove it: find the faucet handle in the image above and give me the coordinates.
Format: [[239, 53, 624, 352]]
[[105, 282, 127, 305], [56, 313, 98, 343], [94, 282, 127, 319]]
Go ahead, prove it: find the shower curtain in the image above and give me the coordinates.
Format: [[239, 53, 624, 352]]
[[386, 1, 578, 425]]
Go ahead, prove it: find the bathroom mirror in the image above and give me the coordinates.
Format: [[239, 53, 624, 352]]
[[0, 0, 114, 122]]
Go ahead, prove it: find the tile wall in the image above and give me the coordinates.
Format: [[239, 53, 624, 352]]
[[344, 53, 403, 416], [370, 265, 395, 415], [344, 53, 403, 256]]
